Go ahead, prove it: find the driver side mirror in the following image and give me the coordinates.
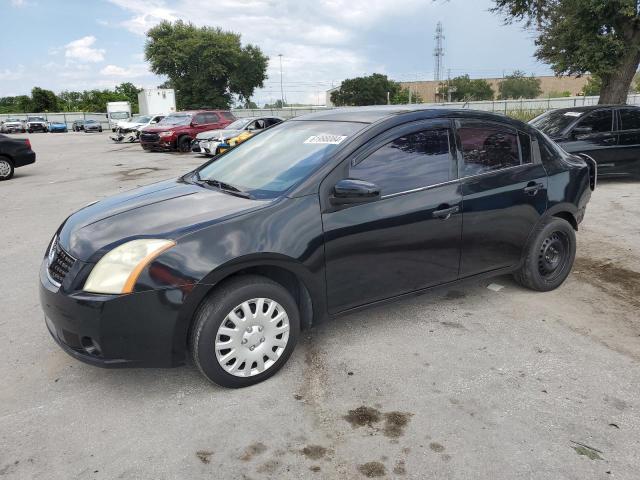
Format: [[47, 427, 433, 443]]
[[331, 179, 381, 205], [572, 126, 593, 138]]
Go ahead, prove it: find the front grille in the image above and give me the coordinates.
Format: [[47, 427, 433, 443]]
[[140, 132, 159, 143], [47, 237, 76, 286]]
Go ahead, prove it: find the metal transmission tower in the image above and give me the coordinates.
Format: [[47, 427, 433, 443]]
[[433, 22, 445, 82]]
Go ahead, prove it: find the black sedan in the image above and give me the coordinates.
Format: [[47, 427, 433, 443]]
[[530, 104, 640, 177], [0, 134, 36, 180], [40, 107, 595, 388]]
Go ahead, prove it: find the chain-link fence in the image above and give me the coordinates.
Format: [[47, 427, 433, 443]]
[[3, 94, 640, 126]]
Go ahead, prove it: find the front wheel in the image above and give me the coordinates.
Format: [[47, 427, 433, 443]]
[[513, 217, 576, 291], [190, 275, 300, 388], [177, 136, 192, 153]]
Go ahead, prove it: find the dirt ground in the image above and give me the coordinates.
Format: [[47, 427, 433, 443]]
[[1, 132, 639, 479]]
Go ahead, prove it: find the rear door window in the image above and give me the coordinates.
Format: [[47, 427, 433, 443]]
[[457, 121, 521, 176]]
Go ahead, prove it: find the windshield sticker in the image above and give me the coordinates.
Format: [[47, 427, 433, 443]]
[[304, 135, 348, 145], [564, 112, 582, 117]]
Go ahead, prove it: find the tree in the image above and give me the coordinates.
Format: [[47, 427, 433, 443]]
[[145, 20, 268, 109], [390, 87, 423, 104], [30, 87, 59, 112], [582, 76, 602, 95], [498, 71, 542, 99], [115, 82, 141, 113], [439, 75, 495, 101], [0, 96, 31, 114], [492, 0, 640, 104], [330, 73, 401, 106]]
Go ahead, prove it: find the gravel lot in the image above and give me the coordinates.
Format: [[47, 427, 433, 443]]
[[1, 132, 639, 479]]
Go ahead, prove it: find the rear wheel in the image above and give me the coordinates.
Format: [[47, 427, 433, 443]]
[[513, 217, 576, 291], [0, 157, 14, 180], [190, 275, 300, 388]]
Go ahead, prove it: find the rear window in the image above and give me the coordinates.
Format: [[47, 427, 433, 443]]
[[619, 109, 640, 130]]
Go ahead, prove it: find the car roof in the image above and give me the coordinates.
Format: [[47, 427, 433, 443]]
[[289, 105, 525, 126], [544, 104, 640, 114]]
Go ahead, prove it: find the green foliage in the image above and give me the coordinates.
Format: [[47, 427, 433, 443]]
[[582, 76, 602, 96], [145, 20, 268, 110], [30, 87, 59, 112], [0, 83, 140, 114], [506, 108, 547, 122], [390, 87, 423, 104], [439, 75, 495, 101], [546, 90, 572, 97], [115, 82, 142, 113], [330, 73, 402, 106], [498, 70, 542, 99], [492, 0, 640, 104]]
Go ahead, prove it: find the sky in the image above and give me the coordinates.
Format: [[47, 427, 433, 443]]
[[0, 0, 552, 106]]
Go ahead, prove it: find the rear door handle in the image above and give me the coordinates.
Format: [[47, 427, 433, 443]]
[[602, 137, 616, 144], [432, 205, 459, 219], [523, 183, 544, 195]]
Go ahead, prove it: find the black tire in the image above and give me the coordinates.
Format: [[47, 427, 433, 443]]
[[177, 136, 192, 153], [99, 127, 103, 132], [190, 275, 300, 388], [513, 217, 576, 291], [0, 156, 14, 181]]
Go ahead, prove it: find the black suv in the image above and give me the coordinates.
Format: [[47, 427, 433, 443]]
[[530, 104, 640, 177], [40, 107, 595, 388]]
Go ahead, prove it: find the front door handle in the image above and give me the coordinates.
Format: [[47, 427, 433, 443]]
[[602, 137, 616, 144], [432, 205, 459, 219], [523, 183, 544, 195]]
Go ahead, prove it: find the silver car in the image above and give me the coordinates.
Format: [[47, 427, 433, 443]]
[[191, 117, 282, 156]]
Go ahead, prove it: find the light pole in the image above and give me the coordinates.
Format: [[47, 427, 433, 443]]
[[278, 54, 284, 107]]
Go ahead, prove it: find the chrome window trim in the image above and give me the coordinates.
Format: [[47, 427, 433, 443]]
[[380, 178, 460, 200]]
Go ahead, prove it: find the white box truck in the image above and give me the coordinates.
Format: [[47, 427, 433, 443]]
[[138, 89, 176, 116], [106, 101, 131, 131]]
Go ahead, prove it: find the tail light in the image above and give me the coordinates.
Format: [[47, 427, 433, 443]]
[[25, 138, 32, 150]]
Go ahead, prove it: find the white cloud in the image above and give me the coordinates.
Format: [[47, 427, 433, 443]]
[[10, 0, 28, 6], [100, 64, 149, 77], [0, 65, 25, 81], [64, 36, 106, 63]]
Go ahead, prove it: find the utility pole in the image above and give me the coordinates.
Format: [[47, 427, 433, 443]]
[[433, 22, 445, 82], [278, 54, 284, 107]]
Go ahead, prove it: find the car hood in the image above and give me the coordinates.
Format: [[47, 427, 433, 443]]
[[4, 121, 22, 125], [196, 129, 242, 141], [28, 120, 46, 124], [58, 177, 270, 262], [142, 124, 187, 133]]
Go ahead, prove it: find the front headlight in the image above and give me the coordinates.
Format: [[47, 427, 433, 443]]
[[83, 239, 175, 294], [158, 131, 174, 137]]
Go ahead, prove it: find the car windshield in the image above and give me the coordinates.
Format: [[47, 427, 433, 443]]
[[530, 110, 584, 137], [29, 117, 45, 122], [131, 115, 151, 123], [86, 120, 97, 124], [159, 114, 192, 126], [196, 120, 364, 199], [224, 118, 253, 130], [110, 112, 130, 119]]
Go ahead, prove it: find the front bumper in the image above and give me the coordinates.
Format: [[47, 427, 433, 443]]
[[39, 262, 186, 368], [28, 124, 47, 131]]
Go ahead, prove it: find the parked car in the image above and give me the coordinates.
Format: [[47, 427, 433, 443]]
[[140, 110, 236, 152], [1, 118, 26, 133], [71, 120, 85, 132], [192, 117, 282, 156], [530, 104, 640, 177], [48, 120, 68, 133], [83, 120, 103, 133], [26, 116, 48, 133], [39, 107, 595, 388], [111, 114, 165, 143], [0, 134, 36, 180]]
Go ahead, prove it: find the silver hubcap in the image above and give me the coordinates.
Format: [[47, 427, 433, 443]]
[[215, 298, 290, 377], [0, 160, 11, 178]]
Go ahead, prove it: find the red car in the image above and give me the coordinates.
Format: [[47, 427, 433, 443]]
[[140, 110, 235, 152]]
